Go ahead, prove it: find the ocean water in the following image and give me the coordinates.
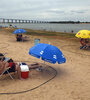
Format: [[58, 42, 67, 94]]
[[0, 23, 90, 33]]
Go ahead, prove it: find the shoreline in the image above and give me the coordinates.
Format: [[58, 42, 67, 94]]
[[1, 23, 90, 34], [0, 27, 79, 44], [1, 27, 77, 38]]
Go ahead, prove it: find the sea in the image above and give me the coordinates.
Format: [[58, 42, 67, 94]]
[[0, 23, 90, 33]]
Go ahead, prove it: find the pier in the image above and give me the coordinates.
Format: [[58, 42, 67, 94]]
[[0, 18, 48, 23]]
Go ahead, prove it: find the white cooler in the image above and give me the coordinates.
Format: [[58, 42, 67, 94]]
[[20, 62, 29, 79]]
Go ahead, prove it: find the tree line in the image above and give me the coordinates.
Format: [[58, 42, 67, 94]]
[[49, 21, 90, 24]]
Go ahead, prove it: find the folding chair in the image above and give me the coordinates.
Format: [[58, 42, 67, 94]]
[[86, 45, 90, 50], [0, 67, 14, 79], [0, 54, 14, 79]]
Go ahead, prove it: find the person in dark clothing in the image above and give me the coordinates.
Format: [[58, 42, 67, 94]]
[[16, 34, 22, 41]]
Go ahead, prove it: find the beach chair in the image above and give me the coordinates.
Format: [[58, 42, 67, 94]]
[[22, 36, 30, 42], [0, 54, 16, 79], [0, 60, 17, 80], [80, 45, 90, 50], [80, 45, 87, 49], [86, 45, 90, 50], [0, 67, 14, 79]]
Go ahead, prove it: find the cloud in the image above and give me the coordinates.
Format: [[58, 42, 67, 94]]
[[71, 11, 86, 13], [0, 0, 90, 21], [47, 9, 65, 14]]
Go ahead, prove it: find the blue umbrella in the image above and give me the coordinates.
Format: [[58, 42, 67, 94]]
[[13, 29, 26, 34], [29, 43, 66, 64]]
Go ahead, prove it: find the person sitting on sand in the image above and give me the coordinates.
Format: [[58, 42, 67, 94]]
[[16, 34, 22, 41], [0, 53, 22, 79], [80, 38, 88, 49], [19, 34, 23, 41]]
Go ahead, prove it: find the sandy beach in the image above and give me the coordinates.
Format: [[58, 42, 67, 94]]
[[0, 28, 90, 100]]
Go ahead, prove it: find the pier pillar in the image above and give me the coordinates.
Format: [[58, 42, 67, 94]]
[[2, 19, 5, 23], [15, 20, 17, 23]]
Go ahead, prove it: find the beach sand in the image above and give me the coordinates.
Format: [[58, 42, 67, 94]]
[[0, 29, 90, 100]]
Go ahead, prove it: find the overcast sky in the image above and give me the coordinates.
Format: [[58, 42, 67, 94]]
[[0, 0, 90, 21]]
